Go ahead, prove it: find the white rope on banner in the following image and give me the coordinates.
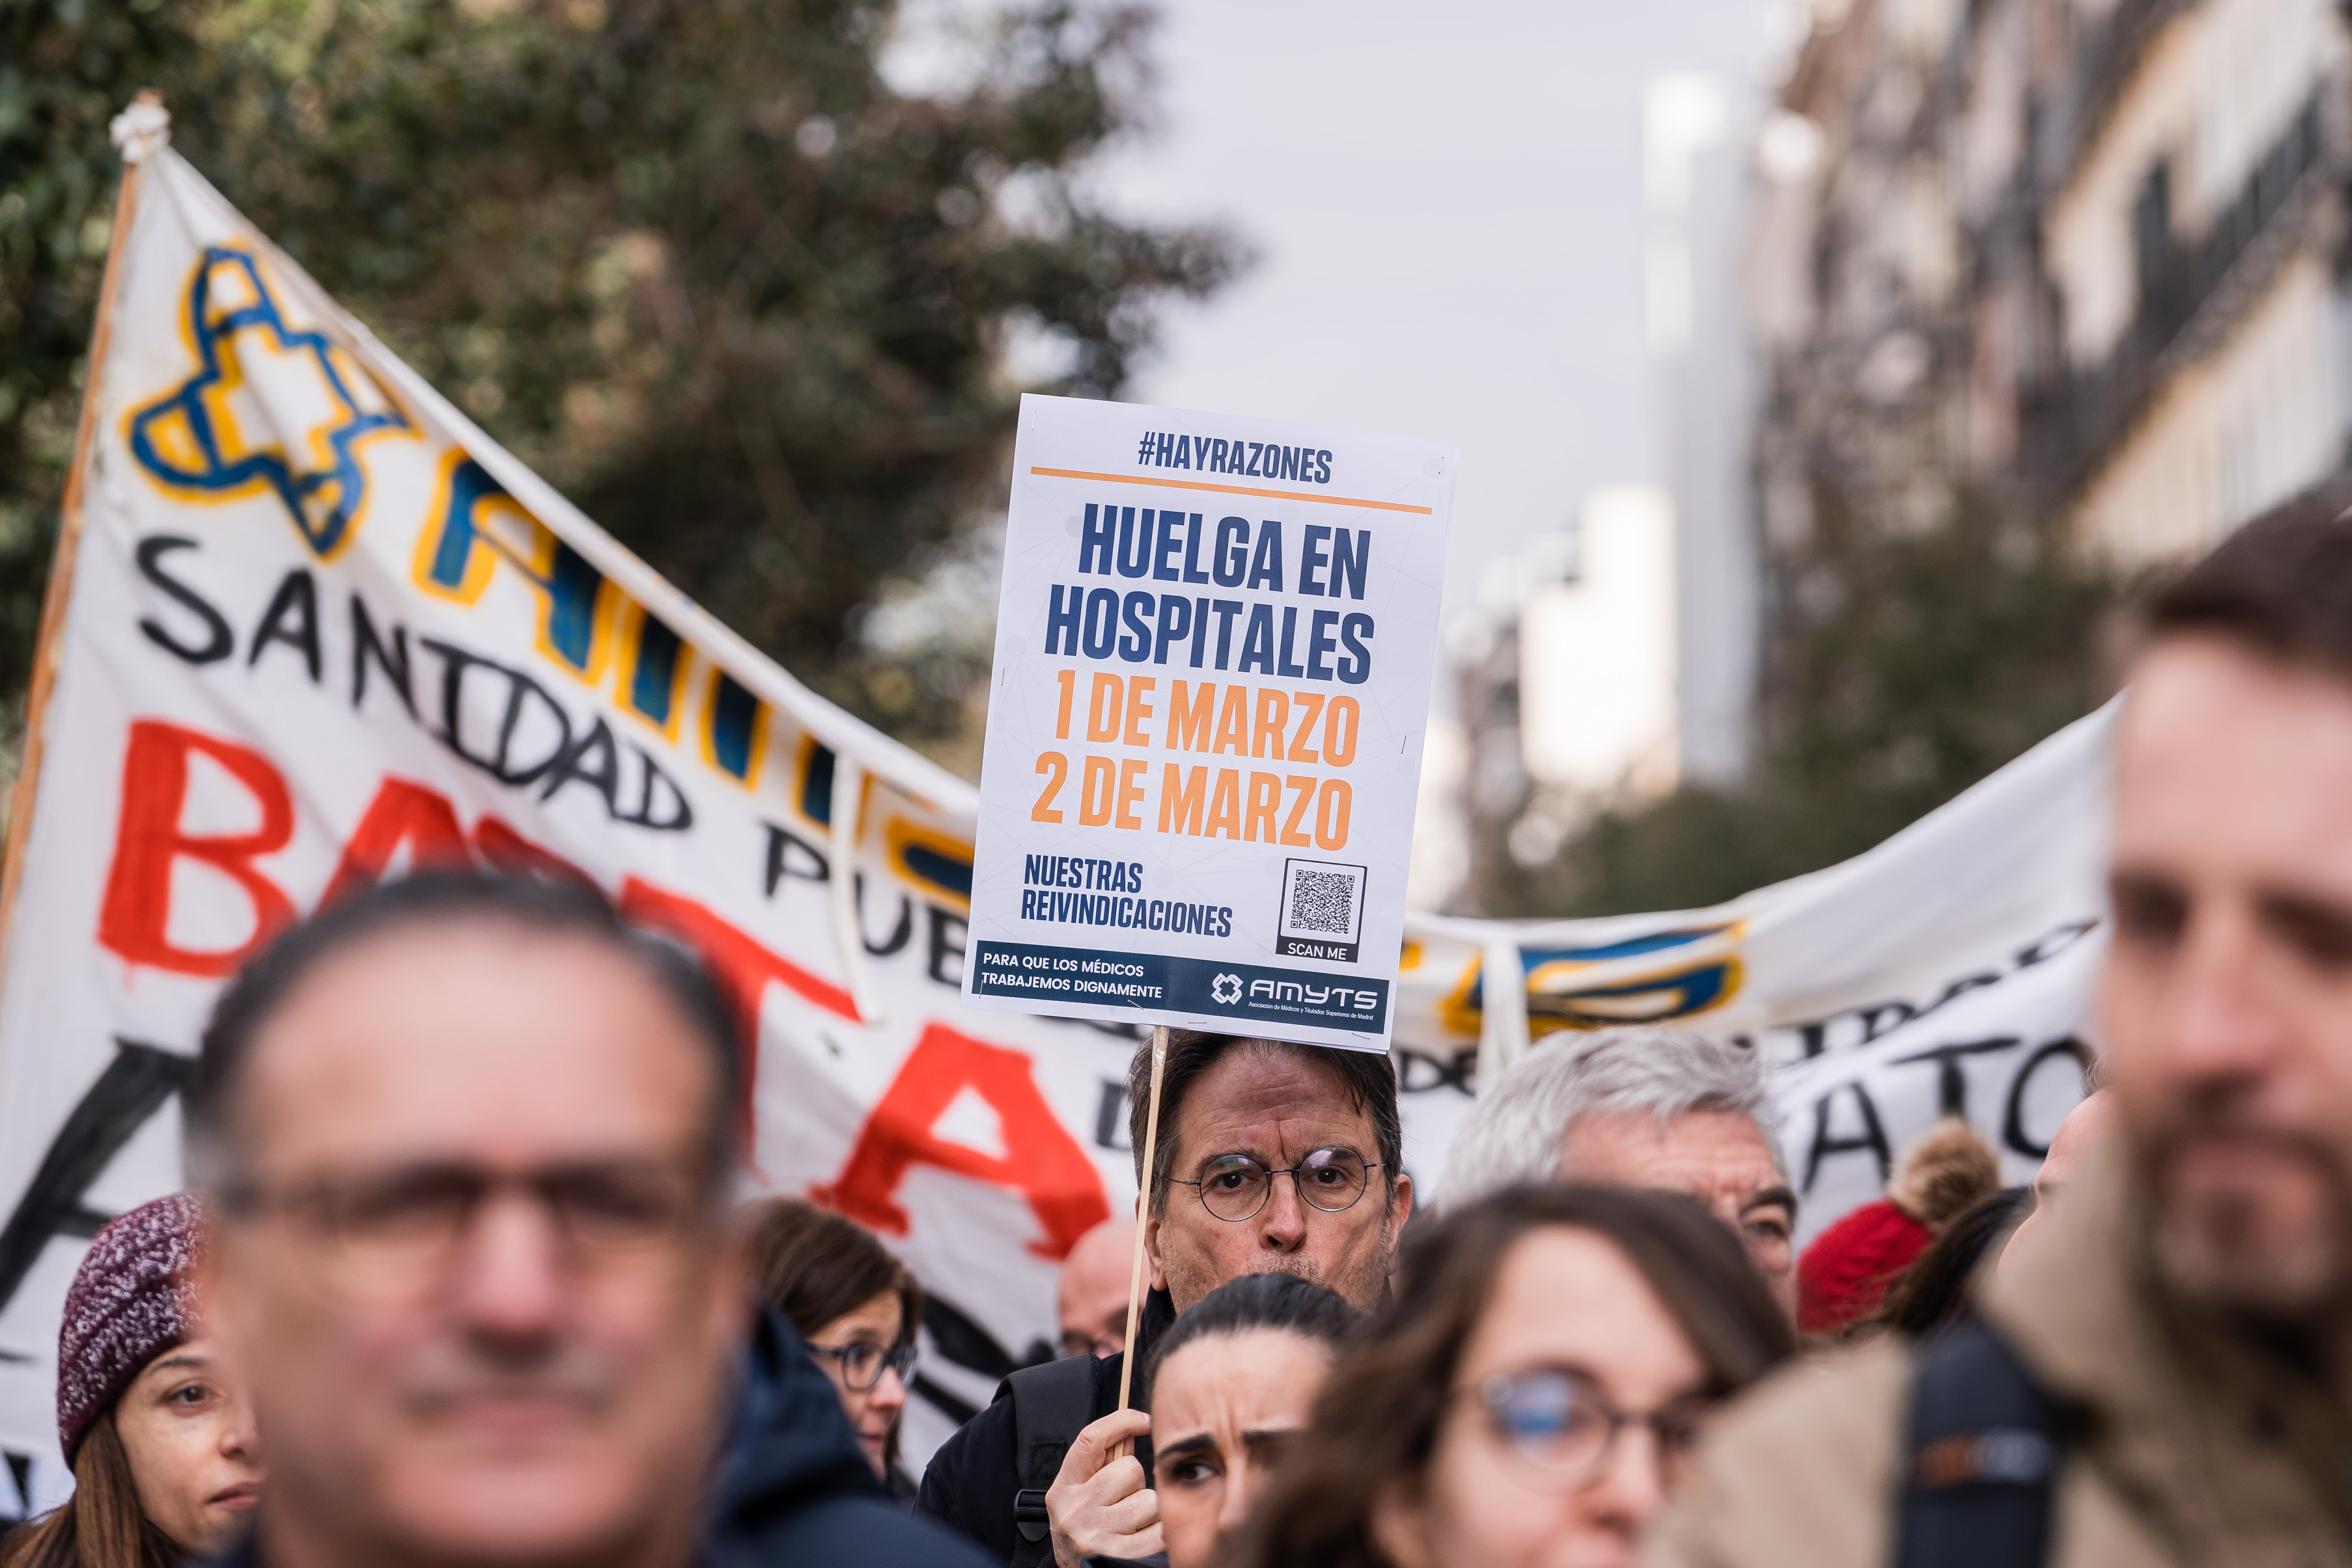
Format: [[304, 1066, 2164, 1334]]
[[829, 752, 884, 1024], [1473, 933, 1530, 1096]]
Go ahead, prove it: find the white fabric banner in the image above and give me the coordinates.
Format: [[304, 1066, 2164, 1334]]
[[0, 145, 2100, 1479], [1400, 704, 2109, 1245]]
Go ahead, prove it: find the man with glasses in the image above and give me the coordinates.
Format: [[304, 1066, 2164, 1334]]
[[1438, 1028, 1798, 1323], [1653, 493, 2352, 1568], [918, 1030, 1408, 1567], [192, 873, 980, 1568]]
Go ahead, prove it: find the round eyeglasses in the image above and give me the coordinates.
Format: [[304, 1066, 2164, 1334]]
[[1168, 1146, 1383, 1222], [1468, 1367, 1714, 1492], [807, 1341, 917, 1392]]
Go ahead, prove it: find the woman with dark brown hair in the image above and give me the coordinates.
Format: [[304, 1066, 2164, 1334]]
[[2, 1194, 262, 1568], [1222, 1184, 1793, 1568], [740, 1197, 924, 1496]]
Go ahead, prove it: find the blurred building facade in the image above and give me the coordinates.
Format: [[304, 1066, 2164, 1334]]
[[1449, 486, 1683, 911], [1519, 488, 1683, 803], [1445, 65, 1765, 917], [1755, 0, 2352, 569], [1650, 73, 1765, 786], [1449, 601, 1526, 914]]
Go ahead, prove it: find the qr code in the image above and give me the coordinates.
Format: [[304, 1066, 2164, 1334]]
[[1288, 870, 1358, 936], [1276, 859, 1367, 960]]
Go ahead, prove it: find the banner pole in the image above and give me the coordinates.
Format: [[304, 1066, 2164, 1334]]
[[1115, 1023, 1168, 1421], [1473, 933, 1530, 1096], [827, 753, 883, 1023], [0, 92, 164, 972]]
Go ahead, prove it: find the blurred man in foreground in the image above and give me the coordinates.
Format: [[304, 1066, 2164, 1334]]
[[194, 873, 977, 1568], [1440, 1028, 1798, 1321], [919, 1030, 1410, 1566], [1651, 492, 2352, 1567], [1056, 1215, 1136, 1360]]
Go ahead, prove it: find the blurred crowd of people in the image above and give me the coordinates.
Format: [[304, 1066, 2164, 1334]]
[[11, 491, 2352, 1568]]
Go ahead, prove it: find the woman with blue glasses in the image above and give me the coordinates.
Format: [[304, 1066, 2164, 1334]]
[[1224, 1184, 1793, 1568]]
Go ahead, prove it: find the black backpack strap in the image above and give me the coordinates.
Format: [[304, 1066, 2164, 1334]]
[[1005, 1355, 1100, 1568], [1894, 1317, 2071, 1568]]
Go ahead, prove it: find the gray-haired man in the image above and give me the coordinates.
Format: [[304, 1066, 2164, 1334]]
[[1441, 1027, 1797, 1321]]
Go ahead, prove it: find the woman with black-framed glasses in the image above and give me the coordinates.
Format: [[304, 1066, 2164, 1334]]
[[1222, 1185, 1794, 1568], [740, 1198, 923, 1499]]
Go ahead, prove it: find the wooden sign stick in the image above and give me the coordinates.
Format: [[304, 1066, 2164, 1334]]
[[0, 92, 160, 967], [1114, 1023, 1168, 1425]]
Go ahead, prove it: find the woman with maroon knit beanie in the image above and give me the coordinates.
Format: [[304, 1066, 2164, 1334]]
[[0, 1193, 262, 1568]]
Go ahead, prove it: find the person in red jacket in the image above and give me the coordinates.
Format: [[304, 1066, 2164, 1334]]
[[1795, 1117, 2001, 1334]]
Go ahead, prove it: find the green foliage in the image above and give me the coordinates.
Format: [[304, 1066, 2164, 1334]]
[[1495, 490, 2126, 918], [0, 0, 1240, 753], [0, 0, 202, 703]]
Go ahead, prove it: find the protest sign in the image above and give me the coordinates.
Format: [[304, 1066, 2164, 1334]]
[[0, 110, 2099, 1493], [961, 396, 1455, 1052]]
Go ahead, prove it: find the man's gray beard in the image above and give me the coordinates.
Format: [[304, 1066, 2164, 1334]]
[[2147, 1145, 2352, 1322], [1210, 1212, 1396, 1313]]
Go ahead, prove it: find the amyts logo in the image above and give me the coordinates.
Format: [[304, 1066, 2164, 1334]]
[[1442, 925, 1743, 1037], [1211, 973, 1244, 1005]]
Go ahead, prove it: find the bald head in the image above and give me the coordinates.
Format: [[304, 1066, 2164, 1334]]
[[2037, 1088, 2120, 1197], [1058, 1215, 1138, 1358], [2003, 1089, 2118, 1267]]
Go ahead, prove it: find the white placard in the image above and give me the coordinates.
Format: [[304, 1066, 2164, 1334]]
[[962, 396, 1456, 1050]]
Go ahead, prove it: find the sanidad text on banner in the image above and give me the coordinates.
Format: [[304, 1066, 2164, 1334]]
[[961, 395, 1456, 1050]]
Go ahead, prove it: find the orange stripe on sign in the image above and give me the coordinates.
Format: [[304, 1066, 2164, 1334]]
[[1028, 466, 1436, 515]]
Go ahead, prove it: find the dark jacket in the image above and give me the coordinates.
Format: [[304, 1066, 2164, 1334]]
[[209, 1306, 985, 1568], [709, 1305, 988, 1564], [916, 1290, 1175, 1565]]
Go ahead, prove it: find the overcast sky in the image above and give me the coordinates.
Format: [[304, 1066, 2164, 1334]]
[[1080, 0, 1778, 620]]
